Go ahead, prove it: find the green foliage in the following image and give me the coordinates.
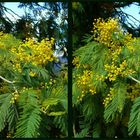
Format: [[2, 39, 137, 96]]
[[1, 2, 68, 48], [0, 2, 68, 137], [72, 17, 140, 138], [15, 89, 41, 138], [128, 97, 140, 136], [75, 128, 88, 138], [105, 123, 116, 137], [7, 104, 18, 131], [92, 123, 101, 138], [0, 32, 67, 138], [54, 115, 67, 136], [82, 95, 101, 122], [104, 82, 127, 123], [0, 93, 12, 131]]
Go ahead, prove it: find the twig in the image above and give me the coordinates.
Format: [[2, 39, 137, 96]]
[[128, 75, 140, 84], [73, 124, 76, 137], [0, 75, 18, 93], [0, 76, 15, 84]]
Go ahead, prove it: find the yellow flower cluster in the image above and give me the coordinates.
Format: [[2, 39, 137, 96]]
[[10, 87, 42, 104], [10, 91, 19, 104], [0, 31, 3, 36], [72, 56, 91, 70], [41, 106, 47, 114], [0, 84, 9, 93], [103, 88, 114, 107], [105, 60, 135, 81], [40, 79, 56, 89], [77, 70, 96, 101], [93, 18, 121, 48], [11, 37, 55, 73], [0, 32, 20, 50], [20, 87, 32, 92], [72, 56, 80, 68], [29, 70, 36, 77], [125, 37, 136, 53], [12, 63, 22, 73], [6, 132, 12, 138], [0, 32, 8, 45], [127, 83, 140, 101], [124, 32, 133, 43], [95, 74, 105, 81], [20, 87, 41, 95], [0, 41, 4, 49], [110, 46, 122, 62]]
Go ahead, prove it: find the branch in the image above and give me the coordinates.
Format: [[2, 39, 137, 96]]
[[3, 13, 15, 25], [114, 2, 133, 8], [119, 8, 140, 23], [0, 76, 15, 84], [2, 5, 22, 19], [128, 75, 140, 84], [4, 9, 18, 21], [125, 19, 137, 28], [34, 3, 49, 10]]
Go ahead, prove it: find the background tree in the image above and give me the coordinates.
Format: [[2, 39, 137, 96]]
[[0, 2, 68, 138], [72, 16, 140, 139], [0, 2, 68, 48], [72, 2, 140, 138], [72, 2, 140, 50]]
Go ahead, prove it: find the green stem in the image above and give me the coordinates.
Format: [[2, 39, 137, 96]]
[[128, 75, 140, 84]]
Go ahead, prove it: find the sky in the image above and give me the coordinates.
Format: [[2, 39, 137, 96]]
[[121, 2, 140, 21], [3, 2, 140, 28], [119, 2, 140, 28], [4, 2, 24, 21], [4, 2, 64, 24]]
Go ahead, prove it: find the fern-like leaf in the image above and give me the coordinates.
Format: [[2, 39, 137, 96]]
[[72, 82, 81, 104], [104, 82, 127, 123], [74, 128, 88, 138], [0, 93, 12, 131], [54, 115, 67, 136], [15, 89, 41, 138], [82, 95, 100, 122], [128, 96, 140, 136], [7, 104, 18, 131], [37, 67, 49, 80], [92, 123, 101, 138]]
